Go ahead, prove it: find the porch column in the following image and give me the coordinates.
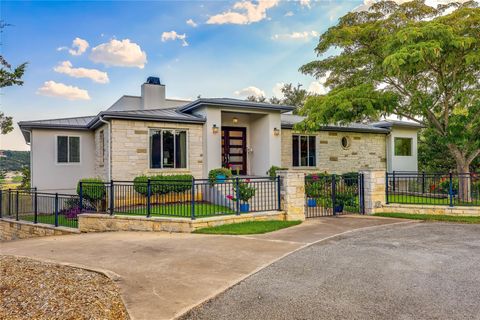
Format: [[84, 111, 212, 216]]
[[277, 170, 305, 221], [360, 169, 386, 214]]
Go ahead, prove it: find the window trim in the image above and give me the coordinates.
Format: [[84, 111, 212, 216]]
[[341, 136, 351, 150], [394, 137, 413, 157], [99, 130, 105, 166], [292, 134, 316, 168], [148, 128, 189, 170], [55, 134, 82, 165]]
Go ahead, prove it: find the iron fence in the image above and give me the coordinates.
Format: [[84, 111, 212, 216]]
[[305, 173, 365, 218], [386, 171, 480, 206]]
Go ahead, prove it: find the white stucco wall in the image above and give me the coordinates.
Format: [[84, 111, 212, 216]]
[[30, 129, 95, 193], [249, 112, 281, 176], [386, 127, 418, 172]]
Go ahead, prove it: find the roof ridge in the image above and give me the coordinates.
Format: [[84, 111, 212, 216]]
[[18, 115, 96, 123]]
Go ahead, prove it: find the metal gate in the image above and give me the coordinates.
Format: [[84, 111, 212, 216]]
[[305, 173, 365, 218]]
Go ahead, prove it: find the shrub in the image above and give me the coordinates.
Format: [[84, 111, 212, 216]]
[[133, 174, 193, 196], [77, 178, 106, 201], [266, 166, 287, 180], [208, 168, 232, 185]]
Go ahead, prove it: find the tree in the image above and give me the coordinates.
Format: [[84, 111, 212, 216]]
[[0, 21, 27, 135], [299, 0, 480, 201], [244, 83, 310, 113]]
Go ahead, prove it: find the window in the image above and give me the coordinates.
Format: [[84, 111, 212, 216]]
[[57, 136, 80, 163], [150, 129, 187, 169], [99, 130, 105, 165], [341, 136, 351, 149], [394, 137, 412, 156], [292, 135, 316, 167]]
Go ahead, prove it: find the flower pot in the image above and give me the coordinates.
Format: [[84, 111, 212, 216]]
[[334, 204, 344, 213], [216, 174, 226, 184], [240, 203, 250, 213], [307, 198, 317, 207]]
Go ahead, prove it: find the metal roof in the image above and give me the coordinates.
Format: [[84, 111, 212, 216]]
[[18, 116, 95, 130], [280, 114, 390, 134], [178, 98, 295, 113], [370, 120, 424, 129]]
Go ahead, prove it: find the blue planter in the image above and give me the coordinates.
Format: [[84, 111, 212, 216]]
[[216, 174, 226, 184], [334, 204, 344, 213], [240, 203, 250, 213], [307, 199, 317, 207]]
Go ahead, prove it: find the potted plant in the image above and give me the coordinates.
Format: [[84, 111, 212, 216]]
[[208, 168, 232, 185], [226, 179, 256, 213]]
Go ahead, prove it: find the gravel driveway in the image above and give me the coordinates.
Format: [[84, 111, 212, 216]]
[[182, 222, 480, 320]]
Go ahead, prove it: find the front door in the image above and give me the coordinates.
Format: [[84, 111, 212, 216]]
[[222, 127, 247, 175]]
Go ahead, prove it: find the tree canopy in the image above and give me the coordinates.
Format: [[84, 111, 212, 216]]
[[299, 0, 480, 174], [246, 83, 310, 112]]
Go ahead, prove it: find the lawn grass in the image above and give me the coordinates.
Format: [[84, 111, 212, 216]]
[[118, 202, 235, 217], [19, 215, 78, 228], [374, 212, 480, 224], [193, 220, 302, 235], [387, 194, 451, 205]]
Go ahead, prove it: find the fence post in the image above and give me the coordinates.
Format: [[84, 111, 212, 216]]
[[385, 172, 389, 204], [359, 174, 365, 214], [54, 193, 59, 227], [235, 177, 240, 215], [276, 176, 281, 211], [34, 189, 38, 224], [449, 171, 454, 207], [422, 171, 426, 194], [331, 174, 337, 216], [0, 189, 2, 218], [147, 179, 151, 218], [109, 180, 114, 215], [79, 182, 83, 213], [392, 171, 396, 192], [191, 177, 195, 220], [8, 189, 11, 216], [15, 190, 19, 221]]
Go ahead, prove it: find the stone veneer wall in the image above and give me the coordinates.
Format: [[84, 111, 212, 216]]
[[361, 170, 386, 214], [94, 124, 109, 181], [281, 129, 387, 173], [381, 204, 480, 216], [277, 170, 306, 221], [0, 218, 79, 241], [109, 119, 204, 180]]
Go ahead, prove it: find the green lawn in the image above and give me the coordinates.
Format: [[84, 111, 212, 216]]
[[20, 215, 78, 228], [387, 194, 451, 205], [117, 202, 235, 218], [374, 212, 480, 224], [193, 220, 302, 235]]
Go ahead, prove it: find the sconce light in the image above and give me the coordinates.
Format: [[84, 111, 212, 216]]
[[232, 117, 238, 124], [212, 124, 219, 134], [273, 127, 280, 136]]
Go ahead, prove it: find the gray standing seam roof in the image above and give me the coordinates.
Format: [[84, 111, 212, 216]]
[[178, 98, 295, 113]]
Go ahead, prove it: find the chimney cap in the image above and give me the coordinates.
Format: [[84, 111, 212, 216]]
[[146, 76, 161, 85]]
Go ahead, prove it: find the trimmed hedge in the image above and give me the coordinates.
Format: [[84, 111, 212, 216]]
[[133, 174, 193, 196], [76, 178, 106, 201]]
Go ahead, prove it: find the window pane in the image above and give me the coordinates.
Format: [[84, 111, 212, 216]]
[[300, 136, 308, 166], [162, 130, 174, 168], [99, 130, 105, 164], [150, 130, 161, 168], [292, 135, 299, 167], [175, 131, 187, 168], [69, 137, 80, 163], [308, 136, 316, 167], [57, 136, 68, 163], [394, 138, 412, 156]]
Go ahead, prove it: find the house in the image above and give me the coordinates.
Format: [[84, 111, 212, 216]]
[[18, 77, 421, 193]]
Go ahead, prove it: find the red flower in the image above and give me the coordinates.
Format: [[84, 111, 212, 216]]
[[245, 178, 251, 183], [226, 194, 234, 200], [312, 175, 319, 181]]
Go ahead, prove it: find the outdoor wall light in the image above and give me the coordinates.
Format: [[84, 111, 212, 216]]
[[212, 124, 219, 134], [232, 117, 238, 124], [273, 127, 280, 136]]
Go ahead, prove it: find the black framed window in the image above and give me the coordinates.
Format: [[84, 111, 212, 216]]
[[150, 129, 188, 169], [292, 135, 316, 167], [57, 136, 80, 163]]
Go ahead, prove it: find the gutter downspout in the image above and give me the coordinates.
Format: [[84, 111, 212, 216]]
[[22, 129, 33, 188], [99, 116, 112, 181]]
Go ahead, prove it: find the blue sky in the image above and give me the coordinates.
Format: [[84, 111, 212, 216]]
[[0, 0, 363, 150]]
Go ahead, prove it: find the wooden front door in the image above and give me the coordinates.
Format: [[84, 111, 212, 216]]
[[222, 127, 247, 175]]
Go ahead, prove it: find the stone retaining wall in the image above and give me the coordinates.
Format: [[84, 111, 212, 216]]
[[0, 218, 79, 241], [78, 211, 286, 233], [381, 204, 480, 216]]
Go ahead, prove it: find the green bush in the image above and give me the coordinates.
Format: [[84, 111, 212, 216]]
[[77, 178, 106, 201], [266, 166, 287, 180], [237, 180, 256, 202], [133, 174, 193, 196], [208, 168, 232, 185]]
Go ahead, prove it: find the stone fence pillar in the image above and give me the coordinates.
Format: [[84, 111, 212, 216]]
[[361, 170, 386, 214], [277, 170, 305, 221]]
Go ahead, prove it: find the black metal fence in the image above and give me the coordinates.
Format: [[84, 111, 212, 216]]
[[386, 171, 480, 206], [79, 176, 281, 219], [0, 188, 80, 228], [305, 173, 365, 218]]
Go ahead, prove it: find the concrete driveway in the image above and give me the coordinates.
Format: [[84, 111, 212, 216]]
[[183, 222, 480, 320], [0, 216, 406, 320]]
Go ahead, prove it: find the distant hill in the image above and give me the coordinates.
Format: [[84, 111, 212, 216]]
[[0, 150, 30, 172]]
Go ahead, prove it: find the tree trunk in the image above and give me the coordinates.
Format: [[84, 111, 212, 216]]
[[447, 145, 472, 203]]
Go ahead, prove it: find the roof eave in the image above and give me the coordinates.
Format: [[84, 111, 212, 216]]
[[179, 100, 295, 113], [281, 124, 390, 134], [89, 113, 205, 129]]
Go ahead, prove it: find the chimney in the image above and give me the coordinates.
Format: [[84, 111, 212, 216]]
[[141, 76, 165, 109]]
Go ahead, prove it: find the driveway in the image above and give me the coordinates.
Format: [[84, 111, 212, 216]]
[[183, 223, 480, 320], [0, 216, 405, 320]]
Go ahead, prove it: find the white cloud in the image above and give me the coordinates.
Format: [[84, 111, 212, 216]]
[[90, 39, 147, 68], [57, 37, 89, 56], [161, 31, 189, 47], [36, 81, 90, 100], [207, 0, 279, 25], [234, 86, 266, 98], [285, 11, 294, 17], [272, 30, 319, 41], [272, 82, 285, 98], [307, 73, 330, 95], [54, 61, 109, 84], [186, 18, 198, 27]]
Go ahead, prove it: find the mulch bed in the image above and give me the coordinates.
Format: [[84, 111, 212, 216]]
[[0, 255, 129, 320]]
